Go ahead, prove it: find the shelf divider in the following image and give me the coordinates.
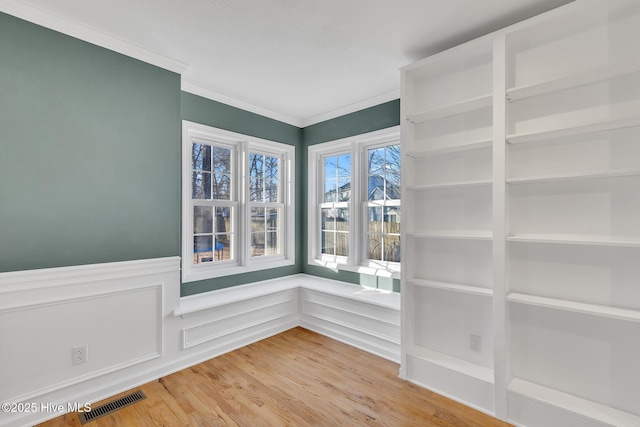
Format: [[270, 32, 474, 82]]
[[406, 139, 492, 157], [407, 180, 492, 191], [507, 168, 640, 185], [509, 378, 640, 427], [506, 116, 640, 145], [407, 231, 493, 241], [407, 94, 492, 123], [507, 292, 640, 322], [408, 278, 493, 296], [407, 344, 494, 383], [506, 59, 640, 102], [507, 234, 640, 248]]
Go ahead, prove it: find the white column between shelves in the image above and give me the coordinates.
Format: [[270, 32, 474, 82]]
[[399, 69, 409, 379], [492, 34, 508, 421]]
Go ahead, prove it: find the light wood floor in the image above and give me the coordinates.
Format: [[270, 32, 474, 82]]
[[38, 327, 511, 426]]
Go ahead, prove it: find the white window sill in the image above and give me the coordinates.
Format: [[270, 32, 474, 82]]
[[310, 258, 400, 280]]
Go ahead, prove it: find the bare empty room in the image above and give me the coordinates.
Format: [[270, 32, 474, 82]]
[[1, 0, 639, 426]]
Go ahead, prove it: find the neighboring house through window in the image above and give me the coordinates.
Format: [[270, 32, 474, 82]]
[[308, 126, 401, 278]]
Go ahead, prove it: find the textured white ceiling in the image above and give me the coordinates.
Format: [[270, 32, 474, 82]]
[[2, 0, 574, 126]]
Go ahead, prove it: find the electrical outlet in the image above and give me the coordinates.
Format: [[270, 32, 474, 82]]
[[72, 345, 88, 365], [470, 335, 481, 353]]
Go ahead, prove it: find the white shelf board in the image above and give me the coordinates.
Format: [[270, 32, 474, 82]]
[[507, 59, 640, 102], [407, 344, 494, 384], [407, 278, 493, 297], [406, 139, 492, 157], [507, 234, 640, 248], [507, 292, 640, 323], [407, 179, 492, 191], [407, 231, 493, 241], [509, 378, 640, 427], [506, 116, 640, 145], [507, 168, 640, 184], [407, 94, 492, 123]]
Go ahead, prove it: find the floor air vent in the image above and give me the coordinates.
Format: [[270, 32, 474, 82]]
[[78, 390, 146, 424]]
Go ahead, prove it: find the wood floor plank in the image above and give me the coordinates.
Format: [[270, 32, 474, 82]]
[[37, 328, 511, 427]]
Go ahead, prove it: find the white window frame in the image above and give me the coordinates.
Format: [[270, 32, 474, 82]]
[[308, 126, 400, 279], [182, 121, 295, 283]]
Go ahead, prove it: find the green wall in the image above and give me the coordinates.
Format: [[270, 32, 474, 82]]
[[0, 11, 400, 294], [180, 92, 303, 296], [301, 100, 401, 292], [0, 12, 181, 272]]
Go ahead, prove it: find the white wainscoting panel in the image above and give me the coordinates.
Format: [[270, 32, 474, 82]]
[[182, 290, 299, 349], [298, 276, 401, 363], [0, 269, 399, 427], [0, 257, 180, 427], [0, 285, 162, 403]]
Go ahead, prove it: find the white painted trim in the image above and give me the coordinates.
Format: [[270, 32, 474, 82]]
[[301, 89, 401, 127], [300, 321, 401, 363], [0, 257, 179, 292], [183, 308, 294, 349], [182, 83, 400, 129], [174, 274, 301, 317], [299, 275, 401, 363], [0, 0, 188, 74], [299, 275, 400, 310], [181, 82, 303, 128], [492, 33, 508, 421]]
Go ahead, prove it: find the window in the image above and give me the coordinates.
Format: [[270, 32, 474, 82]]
[[182, 121, 295, 282], [366, 144, 401, 264], [321, 153, 351, 258], [249, 152, 282, 257], [308, 126, 401, 278]]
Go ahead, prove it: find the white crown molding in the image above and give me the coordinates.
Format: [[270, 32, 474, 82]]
[[0, 0, 189, 74], [300, 89, 401, 127], [182, 82, 401, 129], [181, 81, 304, 128]]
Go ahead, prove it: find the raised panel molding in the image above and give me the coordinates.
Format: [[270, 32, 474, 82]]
[[0, 284, 163, 404], [182, 292, 298, 349], [299, 284, 401, 363]]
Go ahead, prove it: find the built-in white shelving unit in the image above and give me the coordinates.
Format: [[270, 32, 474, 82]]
[[401, 33, 496, 415], [401, 1, 640, 426]]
